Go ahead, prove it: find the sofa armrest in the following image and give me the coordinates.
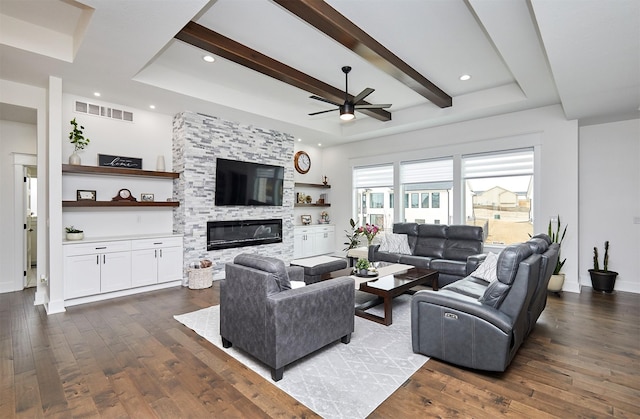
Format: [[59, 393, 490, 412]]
[[368, 244, 381, 261], [266, 277, 355, 366], [286, 265, 305, 282], [412, 289, 513, 333], [466, 253, 488, 275]]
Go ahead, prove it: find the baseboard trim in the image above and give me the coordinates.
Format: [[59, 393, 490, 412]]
[[64, 281, 182, 308]]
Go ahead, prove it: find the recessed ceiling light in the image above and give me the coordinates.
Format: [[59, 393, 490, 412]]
[[459, 74, 471, 81], [203, 55, 215, 63], [318, 143, 322, 147], [149, 105, 156, 109], [94, 92, 101, 97], [297, 138, 302, 142]]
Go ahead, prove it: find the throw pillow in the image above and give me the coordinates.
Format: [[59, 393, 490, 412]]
[[379, 233, 411, 254], [470, 252, 498, 283]]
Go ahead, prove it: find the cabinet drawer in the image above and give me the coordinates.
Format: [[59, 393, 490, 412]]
[[64, 240, 131, 256], [131, 236, 182, 250]]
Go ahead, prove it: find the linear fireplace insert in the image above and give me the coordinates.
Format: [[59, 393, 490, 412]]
[[207, 219, 283, 251]]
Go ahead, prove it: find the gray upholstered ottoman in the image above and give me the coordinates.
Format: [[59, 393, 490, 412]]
[[291, 256, 348, 284]]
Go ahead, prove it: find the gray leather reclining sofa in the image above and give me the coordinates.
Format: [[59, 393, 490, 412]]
[[411, 234, 559, 371], [369, 223, 486, 288]]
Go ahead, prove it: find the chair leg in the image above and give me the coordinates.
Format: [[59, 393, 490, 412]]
[[271, 367, 284, 381], [341, 333, 351, 344], [221, 337, 232, 348]]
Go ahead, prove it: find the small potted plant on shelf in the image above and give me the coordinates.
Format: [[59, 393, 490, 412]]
[[589, 241, 618, 293], [68, 118, 90, 165], [355, 258, 370, 276], [65, 226, 84, 241]]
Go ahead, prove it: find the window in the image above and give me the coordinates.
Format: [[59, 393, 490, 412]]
[[421, 193, 429, 208], [432, 192, 440, 208], [353, 164, 393, 232], [369, 193, 384, 208], [463, 148, 533, 244], [404, 193, 409, 208], [411, 193, 419, 208], [400, 158, 453, 225], [389, 193, 394, 208]]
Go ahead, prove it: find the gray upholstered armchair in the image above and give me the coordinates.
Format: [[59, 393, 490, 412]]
[[220, 253, 355, 381]]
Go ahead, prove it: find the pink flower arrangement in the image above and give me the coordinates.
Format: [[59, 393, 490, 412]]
[[358, 223, 380, 246]]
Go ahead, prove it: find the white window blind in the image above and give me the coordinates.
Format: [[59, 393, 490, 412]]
[[463, 148, 533, 179], [353, 164, 393, 188], [400, 158, 453, 184]]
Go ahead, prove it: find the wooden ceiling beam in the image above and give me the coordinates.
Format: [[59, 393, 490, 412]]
[[273, 0, 452, 108], [175, 21, 391, 121]]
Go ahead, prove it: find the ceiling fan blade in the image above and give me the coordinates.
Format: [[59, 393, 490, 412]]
[[354, 104, 392, 109], [309, 95, 342, 107], [352, 87, 375, 104], [308, 108, 339, 116]]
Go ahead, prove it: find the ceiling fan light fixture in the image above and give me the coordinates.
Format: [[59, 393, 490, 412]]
[[340, 103, 355, 121]]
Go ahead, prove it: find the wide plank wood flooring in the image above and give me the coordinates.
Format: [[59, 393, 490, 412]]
[[1, 284, 638, 418]]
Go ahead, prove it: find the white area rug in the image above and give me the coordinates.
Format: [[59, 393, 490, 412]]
[[174, 294, 428, 418]]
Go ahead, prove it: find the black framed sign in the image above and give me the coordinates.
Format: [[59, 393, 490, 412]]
[[98, 154, 143, 169]]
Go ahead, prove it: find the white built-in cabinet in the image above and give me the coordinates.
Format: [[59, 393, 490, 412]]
[[294, 225, 335, 259], [63, 234, 183, 304]]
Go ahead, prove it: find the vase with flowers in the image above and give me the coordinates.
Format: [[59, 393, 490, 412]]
[[358, 223, 380, 247], [319, 211, 330, 224]]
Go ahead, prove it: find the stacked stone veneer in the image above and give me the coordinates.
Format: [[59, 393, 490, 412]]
[[173, 111, 295, 282]]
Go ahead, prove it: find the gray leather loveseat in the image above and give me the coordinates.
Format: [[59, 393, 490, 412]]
[[369, 223, 485, 288], [410, 234, 559, 371]]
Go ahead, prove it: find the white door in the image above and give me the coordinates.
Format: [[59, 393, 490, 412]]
[[100, 251, 132, 292], [131, 248, 159, 287], [157, 246, 184, 283], [64, 254, 101, 299]]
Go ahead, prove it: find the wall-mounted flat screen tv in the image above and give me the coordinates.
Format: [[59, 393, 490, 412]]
[[215, 158, 284, 206]]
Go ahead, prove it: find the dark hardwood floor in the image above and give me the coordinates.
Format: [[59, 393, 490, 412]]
[[1, 283, 638, 418]]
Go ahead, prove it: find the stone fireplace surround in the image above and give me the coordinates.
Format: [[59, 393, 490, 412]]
[[172, 112, 295, 281]]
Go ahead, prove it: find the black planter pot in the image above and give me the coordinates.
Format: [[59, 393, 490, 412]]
[[589, 269, 618, 293]]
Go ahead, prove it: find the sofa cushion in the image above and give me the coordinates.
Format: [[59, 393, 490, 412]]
[[442, 276, 489, 298], [393, 223, 418, 251], [526, 237, 549, 254], [398, 254, 432, 268], [376, 251, 402, 264], [470, 252, 498, 283], [379, 233, 412, 254], [234, 253, 291, 291], [478, 279, 511, 308], [430, 259, 467, 277], [496, 244, 533, 285]]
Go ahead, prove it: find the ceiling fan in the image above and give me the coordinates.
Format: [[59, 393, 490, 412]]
[[308, 66, 391, 121]]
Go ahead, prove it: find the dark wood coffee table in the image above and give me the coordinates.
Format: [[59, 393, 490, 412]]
[[321, 265, 439, 326]]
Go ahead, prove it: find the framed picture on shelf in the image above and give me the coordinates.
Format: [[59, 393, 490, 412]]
[[301, 215, 312, 225], [140, 193, 155, 202], [76, 190, 96, 201]]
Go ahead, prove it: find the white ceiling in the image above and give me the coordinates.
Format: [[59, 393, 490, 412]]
[[1, 0, 638, 146]]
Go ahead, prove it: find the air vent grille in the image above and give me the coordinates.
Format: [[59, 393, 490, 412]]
[[75, 101, 134, 122]]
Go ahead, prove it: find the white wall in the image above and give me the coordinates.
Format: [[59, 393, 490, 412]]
[[322, 104, 582, 292], [579, 119, 640, 293], [0, 121, 37, 293], [61, 94, 175, 238]]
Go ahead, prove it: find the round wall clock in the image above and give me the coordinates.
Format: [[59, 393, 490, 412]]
[[294, 151, 311, 174]]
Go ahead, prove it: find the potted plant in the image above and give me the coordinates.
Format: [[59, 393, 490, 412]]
[[68, 118, 90, 165], [65, 226, 84, 241], [343, 218, 361, 251], [589, 241, 618, 293], [547, 215, 567, 292], [355, 258, 370, 276]]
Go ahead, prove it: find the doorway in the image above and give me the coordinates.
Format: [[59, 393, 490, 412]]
[[25, 165, 38, 288]]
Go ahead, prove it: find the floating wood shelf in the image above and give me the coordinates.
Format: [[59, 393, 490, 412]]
[[294, 203, 331, 208], [62, 201, 179, 208], [62, 164, 179, 179], [295, 182, 330, 188]]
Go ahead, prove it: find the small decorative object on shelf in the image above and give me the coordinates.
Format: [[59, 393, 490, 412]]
[[156, 155, 166, 171], [301, 214, 312, 225], [76, 189, 96, 201], [99, 154, 143, 169], [68, 118, 90, 165], [112, 188, 137, 201], [140, 193, 154, 202], [305, 195, 313, 204], [322, 175, 328, 185], [319, 211, 330, 224], [65, 226, 84, 241], [297, 193, 306, 204]]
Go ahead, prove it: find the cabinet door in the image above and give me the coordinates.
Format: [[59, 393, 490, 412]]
[[313, 229, 333, 255], [100, 251, 132, 293], [131, 248, 159, 287], [64, 254, 101, 299], [157, 246, 183, 283]]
